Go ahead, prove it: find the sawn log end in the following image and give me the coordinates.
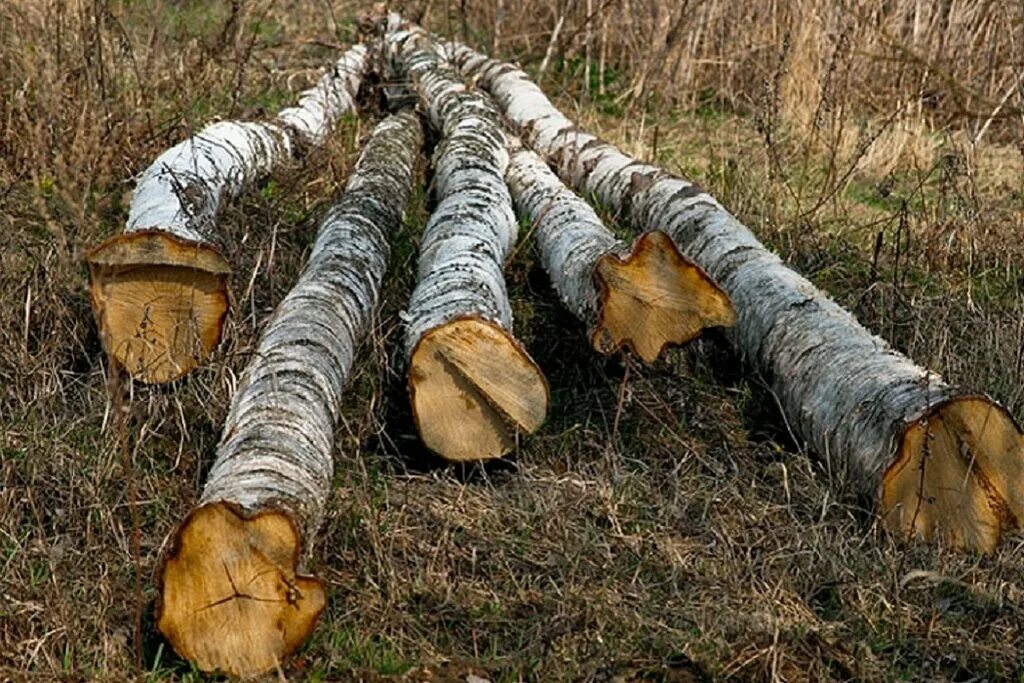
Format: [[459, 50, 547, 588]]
[[157, 502, 325, 678], [86, 231, 230, 384], [592, 230, 736, 363], [409, 317, 549, 461], [882, 396, 1024, 553]]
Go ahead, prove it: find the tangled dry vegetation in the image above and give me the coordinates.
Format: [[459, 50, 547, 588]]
[[2, 1, 1023, 681]]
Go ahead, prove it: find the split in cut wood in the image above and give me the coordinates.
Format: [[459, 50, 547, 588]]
[[882, 397, 1024, 552], [409, 317, 549, 461], [592, 231, 736, 363], [157, 502, 325, 678], [87, 231, 230, 384]]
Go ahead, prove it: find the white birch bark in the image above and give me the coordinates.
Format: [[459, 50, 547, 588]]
[[199, 110, 422, 539], [505, 143, 622, 329], [384, 27, 519, 357], [125, 45, 369, 246], [444, 42, 974, 496]]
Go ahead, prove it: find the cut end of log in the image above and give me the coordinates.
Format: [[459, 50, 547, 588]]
[[86, 232, 231, 384], [591, 231, 736, 363], [881, 397, 1024, 553], [157, 502, 326, 678], [409, 317, 549, 461]]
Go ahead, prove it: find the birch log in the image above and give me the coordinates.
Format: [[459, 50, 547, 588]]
[[506, 143, 735, 362], [156, 111, 423, 678], [86, 45, 369, 384], [387, 26, 549, 461], [447, 42, 1024, 552]]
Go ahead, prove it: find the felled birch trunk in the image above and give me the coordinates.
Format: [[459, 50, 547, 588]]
[[506, 143, 735, 362], [156, 111, 423, 678], [387, 25, 548, 461], [448, 41, 1024, 552], [86, 45, 369, 384]]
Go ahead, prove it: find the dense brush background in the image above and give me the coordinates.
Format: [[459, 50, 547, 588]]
[[2, 0, 1024, 680]]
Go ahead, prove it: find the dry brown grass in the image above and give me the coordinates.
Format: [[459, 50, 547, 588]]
[[2, 1, 1024, 681]]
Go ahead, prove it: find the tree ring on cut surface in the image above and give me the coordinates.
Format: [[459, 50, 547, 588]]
[[157, 502, 325, 678], [592, 230, 736, 363], [882, 396, 1024, 553], [409, 317, 549, 461], [87, 231, 230, 384]]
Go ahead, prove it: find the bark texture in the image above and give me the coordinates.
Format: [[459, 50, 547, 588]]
[[389, 28, 518, 349], [157, 111, 423, 677], [126, 44, 367, 246], [87, 45, 369, 383], [447, 41, 1024, 552], [386, 25, 548, 461], [506, 144, 735, 362], [506, 145, 616, 329]]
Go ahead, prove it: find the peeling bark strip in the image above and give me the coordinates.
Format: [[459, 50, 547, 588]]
[[386, 26, 548, 461], [448, 42, 1024, 552], [506, 144, 735, 362], [87, 45, 369, 384], [157, 111, 423, 678]]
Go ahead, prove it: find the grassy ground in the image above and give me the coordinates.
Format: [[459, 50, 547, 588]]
[[2, 1, 1024, 681]]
